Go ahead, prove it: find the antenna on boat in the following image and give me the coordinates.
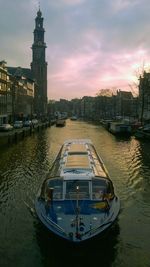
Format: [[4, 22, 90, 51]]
[[75, 185, 82, 239], [76, 185, 80, 214]]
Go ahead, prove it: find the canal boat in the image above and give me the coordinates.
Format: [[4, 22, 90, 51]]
[[109, 121, 132, 136], [56, 119, 66, 127], [35, 139, 120, 243], [70, 115, 78, 121], [134, 124, 150, 140]]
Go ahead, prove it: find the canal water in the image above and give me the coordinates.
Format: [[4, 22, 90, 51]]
[[0, 120, 150, 267]]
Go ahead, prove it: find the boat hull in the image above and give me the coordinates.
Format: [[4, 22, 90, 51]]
[[35, 197, 120, 243], [109, 122, 132, 136], [56, 119, 66, 127]]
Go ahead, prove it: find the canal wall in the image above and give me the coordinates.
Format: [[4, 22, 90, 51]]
[[0, 122, 51, 148]]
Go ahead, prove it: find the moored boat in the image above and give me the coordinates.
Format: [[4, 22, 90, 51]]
[[109, 121, 132, 136], [56, 119, 66, 127], [70, 115, 77, 121], [134, 124, 150, 140], [35, 139, 120, 243]]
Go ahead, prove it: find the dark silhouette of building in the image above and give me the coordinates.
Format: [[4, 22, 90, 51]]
[[31, 8, 47, 117], [139, 71, 150, 123], [7, 66, 35, 122], [0, 60, 7, 124]]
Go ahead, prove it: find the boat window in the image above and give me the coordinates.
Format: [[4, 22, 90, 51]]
[[92, 178, 114, 199], [92, 178, 107, 199], [47, 179, 63, 199], [65, 180, 90, 199]]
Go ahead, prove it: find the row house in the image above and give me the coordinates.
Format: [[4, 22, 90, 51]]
[[81, 96, 95, 120], [138, 71, 150, 123], [0, 60, 8, 124], [115, 90, 138, 119], [92, 90, 137, 121], [94, 94, 115, 120], [7, 67, 35, 121], [0, 62, 35, 124], [81, 91, 138, 121], [71, 98, 82, 118], [47, 92, 138, 122], [48, 99, 72, 118]]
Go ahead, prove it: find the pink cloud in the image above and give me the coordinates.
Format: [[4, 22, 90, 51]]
[[48, 46, 149, 100]]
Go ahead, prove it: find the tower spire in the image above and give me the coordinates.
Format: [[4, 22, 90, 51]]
[[31, 9, 47, 117]]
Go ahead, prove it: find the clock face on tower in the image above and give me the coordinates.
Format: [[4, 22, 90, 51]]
[[38, 41, 42, 45]]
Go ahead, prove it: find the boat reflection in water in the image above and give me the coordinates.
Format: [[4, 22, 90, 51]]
[[35, 139, 120, 243]]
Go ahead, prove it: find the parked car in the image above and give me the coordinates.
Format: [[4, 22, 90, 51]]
[[0, 123, 13, 132], [31, 119, 38, 126], [23, 120, 32, 127], [13, 121, 23, 129]]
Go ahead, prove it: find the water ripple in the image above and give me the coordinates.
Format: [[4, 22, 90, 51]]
[[0, 121, 150, 266]]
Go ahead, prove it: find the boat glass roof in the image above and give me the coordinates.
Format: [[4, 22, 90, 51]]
[[65, 154, 90, 169], [69, 143, 87, 153]]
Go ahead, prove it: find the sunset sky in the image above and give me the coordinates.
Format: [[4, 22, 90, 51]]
[[1, 0, 150, 100]]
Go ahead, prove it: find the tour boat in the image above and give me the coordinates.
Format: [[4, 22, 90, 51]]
[[35, 139, 120, 243]]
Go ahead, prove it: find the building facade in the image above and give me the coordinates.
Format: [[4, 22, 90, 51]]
[[31, 9, 47, 117], [139, 71, 150, 123], [7, 67, 35, 122], [0, 61, 8, 124], [115, 90, 134, 118]]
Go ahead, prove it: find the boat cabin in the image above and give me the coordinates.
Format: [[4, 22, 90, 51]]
[[41, 176, 114, 201], [40, 140, 114, 202]]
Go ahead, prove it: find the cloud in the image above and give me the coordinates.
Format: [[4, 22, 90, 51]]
[[1, 0, 150, 100], [47, 0, 85, 7]]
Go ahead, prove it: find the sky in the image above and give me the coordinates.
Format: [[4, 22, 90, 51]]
[[1, 0, 150, 100]]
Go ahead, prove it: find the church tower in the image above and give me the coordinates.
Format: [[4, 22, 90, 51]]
[[31, 8, 47, 117]]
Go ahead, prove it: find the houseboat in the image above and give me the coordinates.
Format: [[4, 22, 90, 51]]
[[109, 121, 132, 136], [56, 119, 66, 127]]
